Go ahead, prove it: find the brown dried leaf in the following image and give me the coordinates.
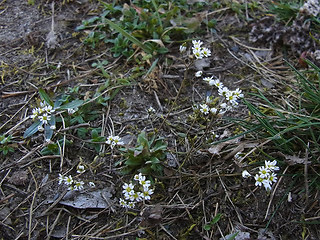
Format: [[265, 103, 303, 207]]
[[8, 170, 28, 186], [284, 154, 310, 165]]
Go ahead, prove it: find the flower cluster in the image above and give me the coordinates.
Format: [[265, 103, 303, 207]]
[[300, 0, 320, 17], [119, 173, 154, 208], [242, 160, 280, 191], [191, 40, 211, 59], [58, 164, 95, 191], [106, 135, 124, 149], [29, 101, 55, 130], [198, 77, 244, 116]]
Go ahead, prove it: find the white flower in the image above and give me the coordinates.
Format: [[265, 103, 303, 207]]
[[195, 71, 203, 77], [68, 108, 76, 115], [106, 136, 113, 145], [77, 164, 85, 174], [140, 179, 151, 188], [142, 187, 154, 200], [201, 47, 211, 57], [193, 49, 203, 59], [242, 170, 251, 178], [210, 108, 218, 114], [74, 181, 84, 191], [58, 174, 66, 184], [254, 174, 264, 187], [147, 106, 156, 114], [44, 105, 55, 114], [199, 104, 210, 115], [88, 182, 95, 188], [203, 76, 214, 82], [38, 125, 44, 132], [119, 198, 127, 207], [113, 136, 124, 146], [129, 191, 143, 202], [214, 80, 223, 88], [127, 201, 135, 208], [218, 87, 229, 97], [179, 45, 187, 53], [122, 183, 135, 195], [258, 166, 271, 178], [268, 172, 278, 183], [39, 113, 51, 124], [265, 160, 279, 171], [192, 40, 203, 48], [64, 175, 73, 185], [50, 125, 56, 130], [232, 88, 244, 98], [30, 108, 40, 120], [262, 179, 272, 191]]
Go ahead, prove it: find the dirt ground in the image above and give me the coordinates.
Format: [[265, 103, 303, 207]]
[[0, 0, 319, 239]]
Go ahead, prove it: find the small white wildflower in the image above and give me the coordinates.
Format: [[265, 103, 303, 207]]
[[201, 47, 211, 57], [113, 136, 124, 146], [74, 181, 84, 191], [199, 104, 210, 115], [147, 106, 156, 114], [64, 175, 73, 185], [210, 107, 218, 114], [38, 125, 44, 132], [193, 49, 203, 59], [88, 182, 95, 188], [218, 87, 230, 97], [30, 108, 40, 120], [122, 183, 135, 195], [129, 191, 143, 202], [50, 125, 56, 130], [142, 187, 154, 200], [232, 88, 244, 98], [119, 198, 127, 207], [179, 45, 187, 53], [268, 172, 278, 183], [262, 179, 272, 191], [127, 201, 135, 208], [203, 76, 214, 82], [140, 179, 151, 188], [77, 164, 85, 174], [44, 105, 55, 114], [195, 71, 203, 77], [68, 185, 75, 191], [192, 40, 203, 48], [258, 166, 271, 178], [39, 113, 51, 125], [265, 160, 279, 171], [58, 174, 66, 184], [242, 170, 251, 179], [68, 108, 76, 115], [254, 174, 264, 187]]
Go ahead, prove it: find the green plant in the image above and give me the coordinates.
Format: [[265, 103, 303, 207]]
[[203, 213, 222, 231], [76, 0, 210, 58], [268, 1, 302, 23], [0, 135, 15, 155], [118, 131, 167, 175], [24, 88, 84, 141]]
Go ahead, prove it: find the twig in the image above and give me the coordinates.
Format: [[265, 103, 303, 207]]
[[264, 166, 289, 220]]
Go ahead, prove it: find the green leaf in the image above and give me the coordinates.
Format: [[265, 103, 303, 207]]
[[59, 99, 84, 110], [227, 232, 239, 240], [105, 19, 153, 54], [125, 158, 144, 166], [44, 125, 54, 141], [210, 213, 222, 225], [39, 88, 54, 106], [23, 120, 43, 138], [203, 224, 211, 231]]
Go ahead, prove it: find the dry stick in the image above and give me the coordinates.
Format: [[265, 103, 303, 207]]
[[264, 166, 289, 220], [40, 189, 68, 217], [28, 167, 39, 240], [216, 169, 243, 225], [2, 92, 36, 133], [66, 215, 72, 240], [160, 224, 178, 240], [47, 209, 62, 240], [17, 143, 46, 163], [0, 193, 14, 204]]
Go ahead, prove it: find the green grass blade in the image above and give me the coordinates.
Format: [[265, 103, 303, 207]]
[[105, 19, 152, 54]]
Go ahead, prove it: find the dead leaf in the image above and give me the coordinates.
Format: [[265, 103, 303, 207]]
[[284, 154, 310, 165], [58, 189, 113, 209], [140, 205, 163, 227], [8, 170, 28, 186], [208, 138, 241, 155]]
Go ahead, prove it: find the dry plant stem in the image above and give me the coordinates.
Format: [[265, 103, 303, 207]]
[[2, 93, 36, 133], [47, 209, 62, 240], [160, 224, 178, 240], [28, 167, 38, 240], [264, 166, 289, 220], [216, 169, 243, 225], [159, 62, 191, 130]]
